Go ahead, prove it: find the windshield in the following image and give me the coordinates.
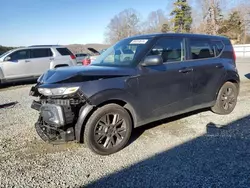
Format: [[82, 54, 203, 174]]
[[0, 50, 14, 59], [91, 38, 152, 67]]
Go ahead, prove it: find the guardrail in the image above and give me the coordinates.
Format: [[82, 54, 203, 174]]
[[233, 44, 250, 58]]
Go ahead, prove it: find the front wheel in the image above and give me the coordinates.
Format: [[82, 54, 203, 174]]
[[211, 82, 238, 115], [84, 104, 132, 155]]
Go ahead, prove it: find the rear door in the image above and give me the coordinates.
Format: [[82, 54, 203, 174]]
[[187, 38, 226, 106], [2, 49, 32, 79], [30, 48, 53, 76]]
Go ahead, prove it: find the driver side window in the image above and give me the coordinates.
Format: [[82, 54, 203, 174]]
[[147, 37, 185, 63], [8, 50, 30, 61]]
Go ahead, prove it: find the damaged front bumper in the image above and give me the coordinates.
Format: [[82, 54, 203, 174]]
[[32, 101, 76, 144]]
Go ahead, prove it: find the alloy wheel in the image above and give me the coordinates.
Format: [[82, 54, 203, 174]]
[[94, 113, 127, 149], [221, 87, 236, 111]]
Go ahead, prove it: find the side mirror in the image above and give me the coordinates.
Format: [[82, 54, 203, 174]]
[[141, 55, 163, 66], [4, 56, 11, 61]]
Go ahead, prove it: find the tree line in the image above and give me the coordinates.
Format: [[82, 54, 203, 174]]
[[105, 0, 250, 44], [0, 46, 15, 55]]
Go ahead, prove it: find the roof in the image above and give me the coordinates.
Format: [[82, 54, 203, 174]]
[[28, 45, 62, 47], [8, 45, 65, 51], [127, 32, 229, 40]]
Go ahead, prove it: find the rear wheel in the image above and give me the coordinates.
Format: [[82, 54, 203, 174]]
[[84, 104, 132, 155], [211, 82, 238, 115]]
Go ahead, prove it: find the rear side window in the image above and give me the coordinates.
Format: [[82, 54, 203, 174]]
[[76, 53, 87, 57], [56, 48, 73, 56], [211, 41, 224, 56], [30, 48, 53, 58], [190, 39, 215, 59], [147, 37, 185, 63], [9, 50, 30, 61]]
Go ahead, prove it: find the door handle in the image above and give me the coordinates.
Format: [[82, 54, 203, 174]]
[[25, 60, 30, 63], [179, 68, 193, 73], [49, 58, 54, 60], [216, 65, 224, 69]]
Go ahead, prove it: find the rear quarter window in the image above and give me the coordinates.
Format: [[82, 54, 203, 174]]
[[56, 48, 73, 56], [190, 38, 215, 59], [211, 41, 225, 56]]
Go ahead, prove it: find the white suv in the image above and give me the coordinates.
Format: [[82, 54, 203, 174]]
[[0, 45, 77, 84]]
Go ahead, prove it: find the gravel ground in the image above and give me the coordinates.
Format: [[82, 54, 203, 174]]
[[1, 64, 250, 187]]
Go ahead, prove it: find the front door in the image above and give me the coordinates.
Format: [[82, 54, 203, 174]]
[[2, 49, 32, 79], [136, 37, 194, 123]]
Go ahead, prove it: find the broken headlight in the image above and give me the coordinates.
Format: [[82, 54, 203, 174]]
[[38, 87, 79, 96]]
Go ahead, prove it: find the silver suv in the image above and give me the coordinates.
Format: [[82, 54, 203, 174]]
[[0, 45, 77, 84]]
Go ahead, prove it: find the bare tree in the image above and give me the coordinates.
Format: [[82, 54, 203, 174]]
[[105, 8, 141, 44], [233, 2, 250, 43], [142, 9, 169, 33], [199, 0, 224, 35]]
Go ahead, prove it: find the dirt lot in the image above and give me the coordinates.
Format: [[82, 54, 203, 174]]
[[1, 61, 250, 187]]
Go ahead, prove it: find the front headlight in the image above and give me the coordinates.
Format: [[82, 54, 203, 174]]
[[38, 87, 79, 96]]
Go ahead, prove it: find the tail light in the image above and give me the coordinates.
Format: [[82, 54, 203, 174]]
[[82, 58, 91, 66], [70, 54, 76, 59], [233, 49, 236, 62]]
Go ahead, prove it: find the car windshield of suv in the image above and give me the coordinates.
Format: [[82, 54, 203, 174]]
[[0, 50, 14, 59], [91, 38, 152, 67]]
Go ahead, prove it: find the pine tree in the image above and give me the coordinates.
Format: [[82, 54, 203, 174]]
[[170, 0, 192, 33], [218, 11, 244, 43]]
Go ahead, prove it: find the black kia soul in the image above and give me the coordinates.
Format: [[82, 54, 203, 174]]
[[30, 33, 240, 155]]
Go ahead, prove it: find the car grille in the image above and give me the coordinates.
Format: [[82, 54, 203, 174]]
[[41, 98, 82, 106]]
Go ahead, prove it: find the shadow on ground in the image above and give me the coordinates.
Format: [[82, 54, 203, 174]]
[[86, 115, 250, 188]]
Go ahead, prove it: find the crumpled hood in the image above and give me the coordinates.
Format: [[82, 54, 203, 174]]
[[39, 65, 136, 84]]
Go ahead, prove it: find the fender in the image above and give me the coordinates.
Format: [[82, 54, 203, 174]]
[[75, 103, 94, 142], [214, 70, 240, 100], [75, 89, 140, 142], [225, 70, 240, 84], [88, 89, 139, 124]]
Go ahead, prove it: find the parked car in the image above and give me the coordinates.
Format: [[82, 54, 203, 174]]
[[75, 53, 90, 64], [0, 45, 77, 84], [87, 47, 101, 63], [82, 57, 91, 66], [30, 33, 239, 155]]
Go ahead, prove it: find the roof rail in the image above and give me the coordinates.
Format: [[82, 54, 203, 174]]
[[28, 45, 61, 47]]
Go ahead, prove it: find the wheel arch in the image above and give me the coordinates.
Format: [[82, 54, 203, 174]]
[[75, 90, 138, 143], [214, 71, 240, 100]]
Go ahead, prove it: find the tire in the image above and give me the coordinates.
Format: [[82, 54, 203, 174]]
[[211, 82, 238, 115], [84, 104, 132, 155]]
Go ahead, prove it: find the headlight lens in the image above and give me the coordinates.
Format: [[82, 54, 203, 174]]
[[38, 87, 79, 96]]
